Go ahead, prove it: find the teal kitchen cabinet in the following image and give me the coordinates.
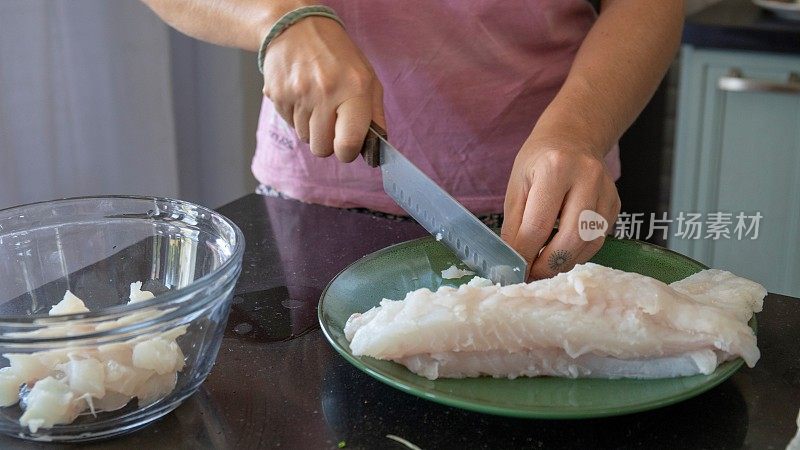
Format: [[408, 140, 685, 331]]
[[669, 46, 800, 296]]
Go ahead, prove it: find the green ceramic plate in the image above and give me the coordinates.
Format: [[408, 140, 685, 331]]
[[319, 237, 754, 419]]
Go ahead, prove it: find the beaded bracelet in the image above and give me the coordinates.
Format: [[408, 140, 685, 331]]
[[257, 5, 344, 74]]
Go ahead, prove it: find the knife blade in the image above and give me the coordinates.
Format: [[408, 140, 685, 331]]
[[361, 123, 527, 285]]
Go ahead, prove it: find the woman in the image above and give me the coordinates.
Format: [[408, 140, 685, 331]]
[[143, 0, 682, 279]]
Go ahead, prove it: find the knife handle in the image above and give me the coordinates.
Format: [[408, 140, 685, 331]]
[[360, 121, 388, 168]]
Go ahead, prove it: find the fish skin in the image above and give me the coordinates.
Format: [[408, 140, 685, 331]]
[[344, 263, 764, 379]]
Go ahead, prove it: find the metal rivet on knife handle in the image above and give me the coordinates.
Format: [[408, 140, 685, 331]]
[[360, 121, 388, 168]]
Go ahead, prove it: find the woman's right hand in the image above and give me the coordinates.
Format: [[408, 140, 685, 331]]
[[261, 14, 385, 162]]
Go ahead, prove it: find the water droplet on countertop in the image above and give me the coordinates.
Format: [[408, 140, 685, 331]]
[[233, 322, 253, 335], [281, 299, 304, 309], [225, 285, 321, 343]]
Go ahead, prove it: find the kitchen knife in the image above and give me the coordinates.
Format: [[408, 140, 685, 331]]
[[361, 123, 527, 285]]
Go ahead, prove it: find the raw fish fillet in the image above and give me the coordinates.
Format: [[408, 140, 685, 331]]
[[344, 263, 765, 380]]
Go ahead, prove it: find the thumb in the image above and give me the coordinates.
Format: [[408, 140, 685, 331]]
[[501, 187, 525, 246], [501, 167, 529, 246]]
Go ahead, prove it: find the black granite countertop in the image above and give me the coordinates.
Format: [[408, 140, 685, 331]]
[[684, 0, 800, 54], [7, 193, 800, 449]]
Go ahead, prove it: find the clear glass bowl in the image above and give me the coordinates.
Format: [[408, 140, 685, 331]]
[[0, 196, 244, 442]]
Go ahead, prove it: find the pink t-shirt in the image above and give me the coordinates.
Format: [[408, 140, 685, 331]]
[[252, 0, 621, 216]]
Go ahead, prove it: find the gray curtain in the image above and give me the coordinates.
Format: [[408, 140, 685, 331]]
[[0, 0, 257, 210]]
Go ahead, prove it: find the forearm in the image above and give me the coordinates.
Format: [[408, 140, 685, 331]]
[[140, 0, 310, 51], [530, 0, 683, 157]]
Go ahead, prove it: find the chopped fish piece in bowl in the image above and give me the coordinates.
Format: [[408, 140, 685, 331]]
[[0, 196, 244, 442]]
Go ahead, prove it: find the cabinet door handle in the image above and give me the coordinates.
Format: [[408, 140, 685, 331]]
[[718, 68, 800, 94]]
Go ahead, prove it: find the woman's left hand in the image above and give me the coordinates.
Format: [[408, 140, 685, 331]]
[[501, 135, 620, 280]]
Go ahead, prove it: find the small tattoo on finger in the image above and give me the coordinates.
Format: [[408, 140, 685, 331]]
[[548, 249, 572, 272]]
